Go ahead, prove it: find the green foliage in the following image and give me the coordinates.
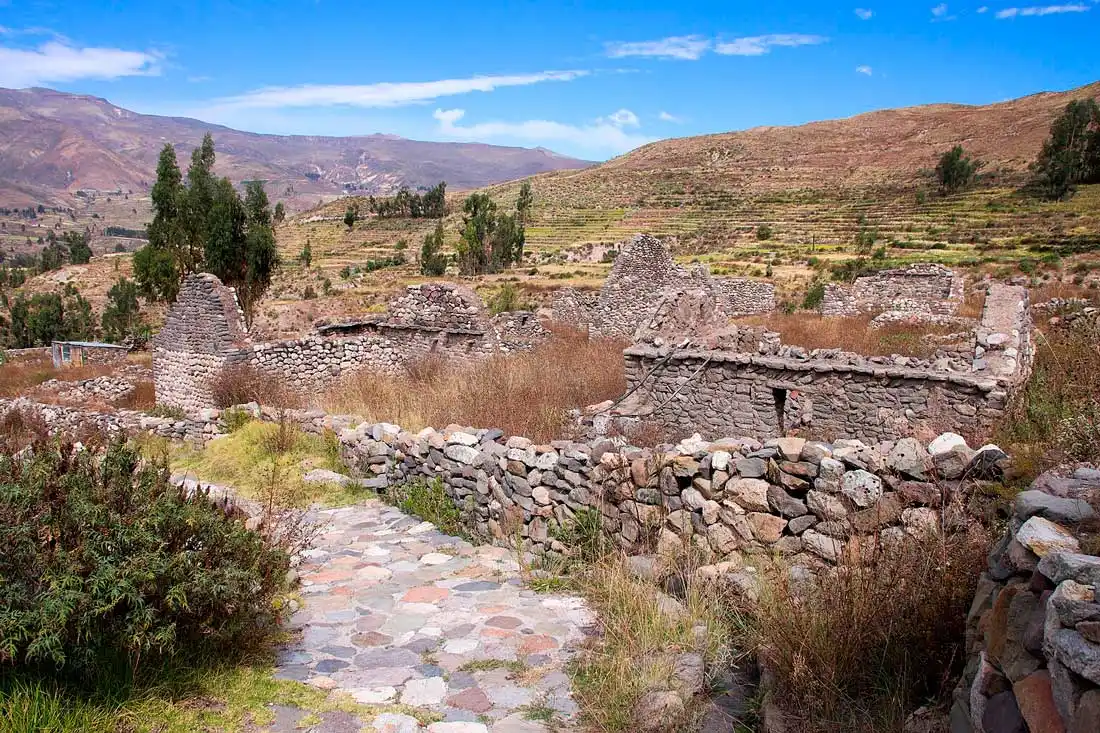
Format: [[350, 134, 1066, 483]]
[[550, 508, 609, 566], [0, 440, 292, 680], [369, 182, 447, 219], [801, 281, 826, 310], [101, 278, 143, 344], [516, 181, 534, 225], [220, 407, 253, 433], [387, 478, 467, 539], [273, 201, 286, 224], [1029, 99, 1100, 200], [488, 283, 530, 314], [344, 202, 359, 229], [420, 222, 449, 276], [756, 224, 773, 241], [935, 145, 981, 194], [135, 136, 279, 318], [3, 285, 96, 348], [854, 224, 879, 255], [455, 193, 525, 275], [299, 238, 312, 268], [60, 231, 93, 265]]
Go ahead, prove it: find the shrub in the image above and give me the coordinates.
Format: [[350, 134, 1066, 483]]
[[0, 440, 293, 680], [749, 527, 989, 731], [488, 283, 529, 314], [302, 285, 317, 300], [387, 477, 467, 538], [756, 224, 773, 241], [209, 364, 301, 409], [801, 281, 826, 310]]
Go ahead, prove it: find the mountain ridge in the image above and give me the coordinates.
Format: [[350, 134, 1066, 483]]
[[0, 87, 593, 208]]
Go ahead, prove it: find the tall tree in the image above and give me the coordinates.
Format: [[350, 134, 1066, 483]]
[[237, 180, 280, 326], [182, 134, 217, 272], [516, 181, 533, 225], [136, 144, 186, 300], [1030, 99, 1100, 200], [935, 146, 980, 194], [420, 222, 448, 276], [63, 231, 93, 264], [273, 201, 286, 224], [101, 278, 142, 343]]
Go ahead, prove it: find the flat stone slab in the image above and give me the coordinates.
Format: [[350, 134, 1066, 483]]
[[276, 499, 595, 731]]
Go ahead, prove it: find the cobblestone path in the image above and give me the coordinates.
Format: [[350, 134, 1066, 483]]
[[267, 500, 594, 733]]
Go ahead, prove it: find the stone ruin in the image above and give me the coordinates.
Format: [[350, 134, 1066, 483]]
[[154, 274, 550, 412], [821, 262, 966, 318], [607, 281, 1032, 443], [551, 234, 775, 338]]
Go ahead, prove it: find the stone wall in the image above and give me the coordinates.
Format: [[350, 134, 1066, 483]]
[[153, 273, 252, 413], [0, 396, 220, 445], [155, 277, 552, 409], [614, 284, 1031, 443], [952, 466, 1100, 733], [565, 234, 774, 339], [821, 263, 965, 316]]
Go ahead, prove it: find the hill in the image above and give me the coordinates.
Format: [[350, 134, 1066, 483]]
[[0, 87, 592, 210]]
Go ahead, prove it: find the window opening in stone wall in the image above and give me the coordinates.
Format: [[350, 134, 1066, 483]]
[[772, 387, 788, 434]]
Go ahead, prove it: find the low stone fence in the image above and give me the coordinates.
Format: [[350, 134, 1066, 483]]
[[2, 396, 1009, 572], [0, 397, 220, 445], [953, 466, 1100, 733]]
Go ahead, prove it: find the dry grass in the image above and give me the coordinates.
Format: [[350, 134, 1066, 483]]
[[209, 363, 303, 410], [1031, 279, 1100, 305], [997, 327, 1100, 482], [0, 352, 127, 399], [568, 553, 734, 733], [748, 526, 989, 733], [737, 312, 964, 358], [321, 327, 627, 441]]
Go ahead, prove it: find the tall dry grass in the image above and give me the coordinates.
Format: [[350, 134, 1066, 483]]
[[737, 313, 964, 358], [321, 327, 627, 441], [0, 352, 124, 399], [748, 526, 989, 732]]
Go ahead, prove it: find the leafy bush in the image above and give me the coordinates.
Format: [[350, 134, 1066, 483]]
[[756, 224, 773, 241], [488, 283, 530, 314], [387, 477, 468, 538], [0, 440, 292, 680], [801, 281, 826, 310]]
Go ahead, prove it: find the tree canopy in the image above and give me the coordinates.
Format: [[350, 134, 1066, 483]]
[[1029, 99, 1100, 200], [133, 134, 279, 324], [454, 191, 526, 275], [935, 146, 981, 194]]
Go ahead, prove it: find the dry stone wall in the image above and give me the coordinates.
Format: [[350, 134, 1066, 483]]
[[153, 273, 251, 413], [953, 466, 1100, 733], [821, 263, 965, 316], [154, 277, 552, 409], [562, 234, 774, 338], [616, 283, 1031, 443]]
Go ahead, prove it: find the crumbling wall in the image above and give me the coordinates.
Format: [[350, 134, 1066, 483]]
[[155, 278, 551, 409], [153, 273, 251, 413], [615, 283, 1032, 443], [821, 263, 965, 316], [580, 234, 774, 338], [551, 288, 598, 327]]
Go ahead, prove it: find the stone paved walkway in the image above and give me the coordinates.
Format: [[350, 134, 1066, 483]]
[[270, 500, 594, 733]]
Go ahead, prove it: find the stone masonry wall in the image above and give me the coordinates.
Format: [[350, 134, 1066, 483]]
[[2, 394, 1005, 572], [821, 263, 965, 316], [584, 234, 775, 338], [155, 277, 551, 410], [952, 466, 1100, 733], [153, 273, 251, 413], [616, 283, 1031, 443]]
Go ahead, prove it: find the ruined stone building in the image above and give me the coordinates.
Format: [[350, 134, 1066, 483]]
[[154, 274, 549, 411], [821, 263, 965, 317], [551, 233, 775, 338], [613, 281, 1032, 442]]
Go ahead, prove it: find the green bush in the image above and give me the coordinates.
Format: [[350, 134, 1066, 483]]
[[756, 224, 773, 241], [0, 440, 292, 680], [801, 281, 826, 310], [388, 478, 468, 538]]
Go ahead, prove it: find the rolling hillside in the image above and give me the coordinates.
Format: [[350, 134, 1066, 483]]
[[0, 87, 592, 210]]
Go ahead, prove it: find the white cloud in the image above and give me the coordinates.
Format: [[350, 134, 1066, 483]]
[[604, 35, 711, 60], [977, 6, 989, 12], [658, 111, 684, 123], [433, 108, 655, 156], [212, 70, 588, 110], [854, 8, 874, 19], [0, 40, 161, 87], [714, 34, 828, 56], [599, 108, 640, 128], [856, 65, 873, 76], [995, 4, 1090, 18], [931, 3, 949, 16]]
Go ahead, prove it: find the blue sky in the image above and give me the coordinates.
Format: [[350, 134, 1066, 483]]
[[1, 1, 1097, 160]]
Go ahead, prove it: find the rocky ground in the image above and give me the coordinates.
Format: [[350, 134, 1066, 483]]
[[261, 500, 595, 733]]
